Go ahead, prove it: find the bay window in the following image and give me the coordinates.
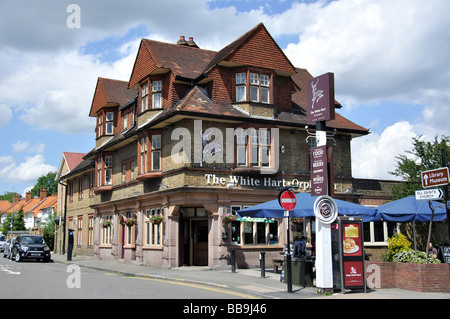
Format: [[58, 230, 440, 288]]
[[141, 82, 148, 111], [151, 134, 161, 171], [235, 71, 271, 103]]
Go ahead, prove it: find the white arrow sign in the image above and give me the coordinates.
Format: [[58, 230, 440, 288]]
[[415, 188, 443, 201]]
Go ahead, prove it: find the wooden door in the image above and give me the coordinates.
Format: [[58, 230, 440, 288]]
[[193, 221, 208, 266]]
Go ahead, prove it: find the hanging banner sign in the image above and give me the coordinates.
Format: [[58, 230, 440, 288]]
[[307, 72, 335, 124], [311, 145, 328, 196]]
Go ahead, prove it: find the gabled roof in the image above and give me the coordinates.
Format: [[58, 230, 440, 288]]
[[32, 195, 57, 218], [0, 200, 12, 213], [203, 23, 296, 76], [128, 39, 216, 88], [89, 77, 137, 116]]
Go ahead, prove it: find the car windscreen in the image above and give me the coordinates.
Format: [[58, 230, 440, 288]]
[[20, 236, 44, 245]]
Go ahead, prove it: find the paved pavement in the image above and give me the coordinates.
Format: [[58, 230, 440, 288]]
[[51, 253, 450, 299]]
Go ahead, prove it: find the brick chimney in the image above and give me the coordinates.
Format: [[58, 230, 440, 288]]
[[187, 37, 198, 48], [26, 191, 32, 202], [13, 193, 20, 204], [177, 35, 188, 46], [40, 188, 47, 200]]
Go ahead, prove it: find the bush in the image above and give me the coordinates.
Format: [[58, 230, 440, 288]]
[[384, 233, 411, 261], [392, 249, 441, 264]]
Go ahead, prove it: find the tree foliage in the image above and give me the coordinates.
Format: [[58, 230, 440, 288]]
[[30, 172, 58, 197], [390, 135, 450, 199]]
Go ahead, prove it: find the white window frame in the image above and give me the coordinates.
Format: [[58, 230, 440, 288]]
[[106, 112, 114, 135], [152, 81, 162, 108], [141, 82, 148, 111]]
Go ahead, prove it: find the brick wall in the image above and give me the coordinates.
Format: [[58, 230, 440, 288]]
[[366, 261, 450, 292]]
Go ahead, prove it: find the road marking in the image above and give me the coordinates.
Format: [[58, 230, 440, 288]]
[[0, 265, 20, 275], [106, 273, 259, 299]]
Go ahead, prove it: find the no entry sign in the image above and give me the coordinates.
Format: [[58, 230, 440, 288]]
[[278, 190, 297, 211]]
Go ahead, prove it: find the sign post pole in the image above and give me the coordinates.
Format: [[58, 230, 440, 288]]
[[307, 72, 336, 292], [278, 189, 297, 293]]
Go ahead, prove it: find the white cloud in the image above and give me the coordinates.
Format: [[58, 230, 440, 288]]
[[0, 154, 57, 184], [351, 121, 417, 180], [0, 104, 12, 127]]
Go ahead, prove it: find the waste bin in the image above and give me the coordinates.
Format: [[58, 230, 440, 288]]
[[283, 258, 314, 287]]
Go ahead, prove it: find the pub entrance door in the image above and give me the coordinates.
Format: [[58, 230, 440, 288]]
[[180, 208, 209, 266]]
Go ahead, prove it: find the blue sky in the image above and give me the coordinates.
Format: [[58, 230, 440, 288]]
[[0, 0, 449, 196]]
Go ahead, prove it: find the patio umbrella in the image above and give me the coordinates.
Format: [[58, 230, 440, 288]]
[[376, 196, 447, 223], [237, 192, 379, 222]]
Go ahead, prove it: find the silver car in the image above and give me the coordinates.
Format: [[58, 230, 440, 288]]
[[2, 237, 15, 259], [0, 234, 6, 252]]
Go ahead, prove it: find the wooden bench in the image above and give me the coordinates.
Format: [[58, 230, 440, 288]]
[[272, 259, 283, 273]]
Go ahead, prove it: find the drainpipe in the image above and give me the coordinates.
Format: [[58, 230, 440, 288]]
[[56, 174, 67, 255]]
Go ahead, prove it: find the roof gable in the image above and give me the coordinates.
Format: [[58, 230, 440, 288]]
[[89, 78, 137, 117], [204, 23, 296, 76], [128, 39, 216, 89]]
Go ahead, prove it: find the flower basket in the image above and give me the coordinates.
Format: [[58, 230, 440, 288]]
[[291, 217, 304, 224], [221, 213, 237, 224], [149, 214, 164, 224], [102, 221, 112, 228], [123, 218, 137, 227]]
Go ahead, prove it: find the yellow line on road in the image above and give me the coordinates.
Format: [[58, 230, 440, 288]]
[[106, 273, 259, 299]]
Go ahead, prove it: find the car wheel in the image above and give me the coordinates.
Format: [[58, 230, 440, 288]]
[[14, 250, 21, 262]]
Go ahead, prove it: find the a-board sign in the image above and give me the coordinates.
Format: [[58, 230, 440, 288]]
[[439, 246, 450, 264], [335, 217, 366, 292]]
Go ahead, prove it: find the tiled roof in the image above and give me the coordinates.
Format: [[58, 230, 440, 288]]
[[89, 78, 138, 116], [63, 152, 85, 172]]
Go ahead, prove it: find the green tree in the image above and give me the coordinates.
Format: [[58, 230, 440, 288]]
[[390, 135, 450, 199], [31, 172, 58, 197], [43, 213, 55, 251], [1, 207, 26, 234]]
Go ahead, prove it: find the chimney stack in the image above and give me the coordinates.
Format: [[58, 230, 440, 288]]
[[40, 188, 47, 200], [26, 191, 32, 202], [177, 35, 187, 46]]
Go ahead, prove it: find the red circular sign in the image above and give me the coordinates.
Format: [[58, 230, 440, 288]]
[[278, 190, 297, 211]]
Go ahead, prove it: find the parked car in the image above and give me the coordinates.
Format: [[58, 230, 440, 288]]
[[3, 237, 15, 259], [0, 234, 6, 252], [12, 234, 51, 262]]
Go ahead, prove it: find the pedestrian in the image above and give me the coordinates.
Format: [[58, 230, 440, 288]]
[[428, 242, 438, 258]]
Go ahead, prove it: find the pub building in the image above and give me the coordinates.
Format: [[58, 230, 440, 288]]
[[58, 23, 398, 269]]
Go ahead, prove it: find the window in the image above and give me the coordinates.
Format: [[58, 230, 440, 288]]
[[236, 73, 246, 102], [89, 172, 95, 197], [140, 137, 147, 173], [101, 215, 112, 245], [68, 180, 74, 202], [236, 129, 247, 166], [364, 221, 399, 245], [97, 115, 103, 137], [123, 113, 128, 130], [88, 215, 94, 246], [236, 128, 271, 168], [152, 81, 162, 108], [122, 164, 127, 183], [144, 208, 164, 247], [141, 82, 148, 111], [78, 176, 83, 200], [151, 134, 161, 171], [230, 205, 279, 246], [96, 157, 101, 187], [105, 155, 113, 185], [106, 112, 114, 135], [77, 216, 83, 247], [235, 72, 270, 103]]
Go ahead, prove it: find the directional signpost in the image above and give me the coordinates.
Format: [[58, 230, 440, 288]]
[[421, 167, 449, 188], [415, 188, 444, 201]]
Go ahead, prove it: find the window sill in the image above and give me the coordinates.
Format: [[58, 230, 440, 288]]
[[232, 167, 274, 174], [136, 171, 162, 181], [94, 185, 113, 193]]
